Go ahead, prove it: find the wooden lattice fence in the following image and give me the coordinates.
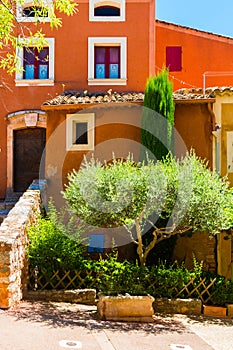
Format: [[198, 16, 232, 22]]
[[28, 267, 104, 291], [28, 267, 217, 304]]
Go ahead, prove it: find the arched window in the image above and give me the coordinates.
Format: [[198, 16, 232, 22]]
[[94, 5, 120, 16], [22, 6, 48, 18], [17, 0, 52, 22], [89, 0, 125, 22]]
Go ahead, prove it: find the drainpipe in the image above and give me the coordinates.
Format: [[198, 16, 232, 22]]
[[207, 103, 220, 173]]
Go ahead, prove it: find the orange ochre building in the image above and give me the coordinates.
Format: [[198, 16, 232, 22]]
[[1, 0, 233, 199]]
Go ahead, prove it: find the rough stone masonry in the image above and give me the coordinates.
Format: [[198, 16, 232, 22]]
[[0, 190, 41, 308]]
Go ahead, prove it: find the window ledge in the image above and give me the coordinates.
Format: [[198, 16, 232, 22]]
[[88, 78, 127, 86], [67, 145, 95, 151], [16, 17, 50, 23], [15, 79, 54, 87], [89, 17, 125, 22]]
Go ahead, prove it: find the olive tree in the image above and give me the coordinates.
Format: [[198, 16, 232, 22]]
[[0, 0, 77, 73], [63, 152, 233, 266]]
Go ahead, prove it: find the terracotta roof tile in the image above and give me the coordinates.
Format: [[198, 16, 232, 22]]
[[173, 88, 215, 100], [43, 89, 216, 106], [175, 86, 233, 96], [43, 91, 145, 106]]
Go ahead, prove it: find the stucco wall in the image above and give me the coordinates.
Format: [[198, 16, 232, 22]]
[[156, 21, 233, 91], [221, 103, 233, 185], [45, 103, 142, 204], [0, 0, 154, 198], [174, 102, 213, 166]]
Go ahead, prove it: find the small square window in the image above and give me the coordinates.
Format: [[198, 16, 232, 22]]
[[88, 234, 105, 253], [75, 122, 88, 145], [66, 113, 95, 151], [166, 46, 182, 72]]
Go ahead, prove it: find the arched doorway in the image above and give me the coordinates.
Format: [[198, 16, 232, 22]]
[[6, 110, 47, 196]]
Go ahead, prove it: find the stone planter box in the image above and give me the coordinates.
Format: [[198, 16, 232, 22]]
[[97, 294, 155, 322], [153, 298, 202, 315], [203, 305, 227, 317]]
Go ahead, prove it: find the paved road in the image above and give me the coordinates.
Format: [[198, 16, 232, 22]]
[[0, 301, 232, 350]]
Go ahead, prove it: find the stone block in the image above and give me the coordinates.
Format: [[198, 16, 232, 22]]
[[226, 304, 233, 317], [25, 289, 96, 305], [153, 298, 202, 315], [97, 294, 155, 322], [203, 305, 227, 317]]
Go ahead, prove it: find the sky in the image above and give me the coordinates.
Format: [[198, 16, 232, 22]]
[[156, 1, 233, 38]]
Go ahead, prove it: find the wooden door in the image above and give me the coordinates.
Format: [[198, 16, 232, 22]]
[[13, 128, 46, 192]]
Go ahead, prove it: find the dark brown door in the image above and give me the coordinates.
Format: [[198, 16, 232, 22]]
[[13, 128, 46, 192]]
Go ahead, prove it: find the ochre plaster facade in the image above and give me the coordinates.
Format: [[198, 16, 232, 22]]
[[1, 1, 233, 197], [156, 20, 233, 91]]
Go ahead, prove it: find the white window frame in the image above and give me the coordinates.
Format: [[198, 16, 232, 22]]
[[66, 113, 95, 151], [15, 38, 55, 87], [89, 0, 125, 22], [16, 0, 52, 23], [88, 37, 127, 86]]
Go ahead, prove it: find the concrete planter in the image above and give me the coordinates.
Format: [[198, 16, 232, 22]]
[[203, 305, 227, 317], [153, 298, 202, 315], [97, 294, 155, 322]]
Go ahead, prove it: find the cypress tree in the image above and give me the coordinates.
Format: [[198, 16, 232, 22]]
[[140, 69, 175, 161]]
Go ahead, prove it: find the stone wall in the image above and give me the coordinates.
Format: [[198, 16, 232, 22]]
[[25, 289, 96, 305], [0, 190, 41, 308], [153, 298, 202, 316]]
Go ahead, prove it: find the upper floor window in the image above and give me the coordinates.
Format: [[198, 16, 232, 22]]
[[95, 46, 120, 79], [89, 0, 125, 22], [17, 0, 51, 22], [88, 37, 127, 86], [166, 46, 182, 72], [24, 47, 49, 79], [22, 6, 48, 18], [94, 5, 120, 16], [15, 38, 55, 86]]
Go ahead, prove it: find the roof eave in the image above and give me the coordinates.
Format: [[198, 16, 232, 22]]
[[174, 98, 216, 104], [41, 101, 144, 111]]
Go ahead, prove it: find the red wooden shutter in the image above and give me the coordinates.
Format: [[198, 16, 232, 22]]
[[166, 46, 182, 72]]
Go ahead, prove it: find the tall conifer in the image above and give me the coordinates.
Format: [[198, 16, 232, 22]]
[[140, 69, 175, 161]]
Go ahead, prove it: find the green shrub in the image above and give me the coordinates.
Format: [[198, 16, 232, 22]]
[[27, 203, 87, 276], [144, 262, 195, 298], [211, 278, 233, 306], [27, 206, 232, 303]]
